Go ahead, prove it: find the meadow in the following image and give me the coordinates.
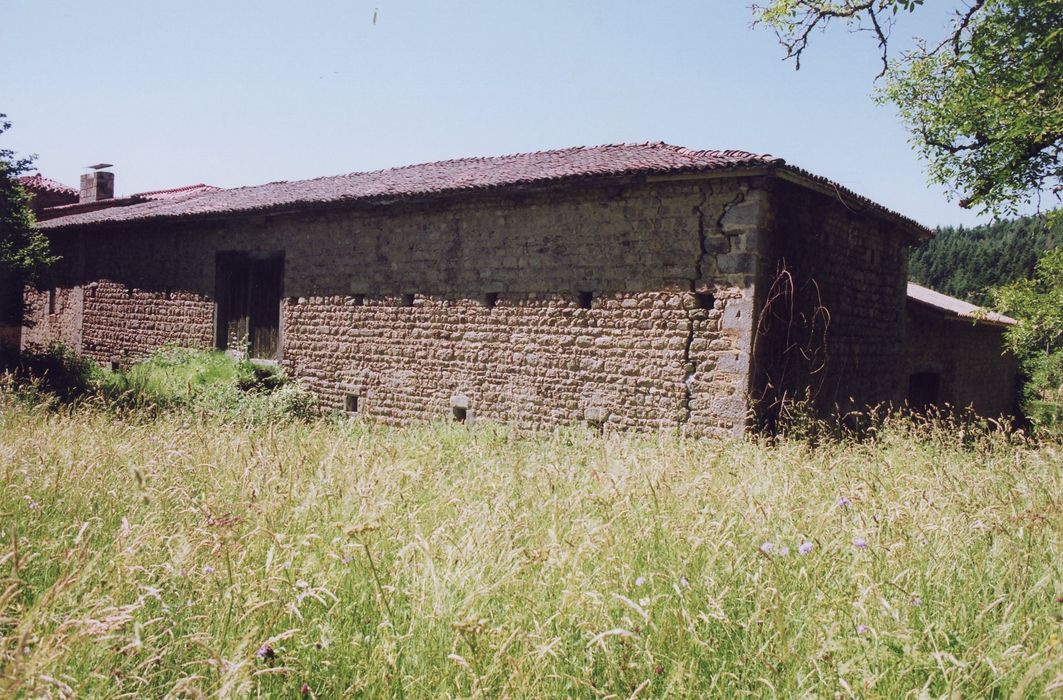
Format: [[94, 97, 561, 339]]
[[0, 362, 1061, 697]]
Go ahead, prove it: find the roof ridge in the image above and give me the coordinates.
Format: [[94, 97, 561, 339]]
[[328, 141, 779, 182], [214, 142, 741, 192]]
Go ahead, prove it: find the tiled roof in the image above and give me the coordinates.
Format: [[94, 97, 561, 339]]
[[907, 282, 1016, 326], [135, 183, 220, 200], [17, 173, 77, 195], [37, 142, 929, 235]]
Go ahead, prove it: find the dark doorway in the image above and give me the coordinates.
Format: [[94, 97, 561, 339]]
[[215, 251, 284, 360], [907, 371, 941, 410]]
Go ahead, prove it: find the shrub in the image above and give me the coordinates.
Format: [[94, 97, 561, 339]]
[[5, 345, 314, 421], [100, 347, 315, 421], [9, 342, 102, 403]]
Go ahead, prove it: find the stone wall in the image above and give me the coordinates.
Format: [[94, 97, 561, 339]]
[[25, 177, 772, 435], [752, 180, 913, 423], [905, 304, 1018, 417]]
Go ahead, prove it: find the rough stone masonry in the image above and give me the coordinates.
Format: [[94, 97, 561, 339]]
[[25, 143, 965, 435]]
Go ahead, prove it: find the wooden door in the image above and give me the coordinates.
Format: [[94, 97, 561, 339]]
[[215, 251, 283, 360], [248, 253, 283, 360]]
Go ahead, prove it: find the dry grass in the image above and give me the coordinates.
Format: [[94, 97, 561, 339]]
[[0, 391, 1060, 698]]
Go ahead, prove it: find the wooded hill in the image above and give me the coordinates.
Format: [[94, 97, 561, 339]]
[[909, 213, 1060, 305]]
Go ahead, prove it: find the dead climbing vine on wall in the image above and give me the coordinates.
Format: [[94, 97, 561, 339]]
[[752, 261, 831, 432]]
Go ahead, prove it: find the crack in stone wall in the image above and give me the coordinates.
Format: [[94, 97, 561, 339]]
[[26, 179, 765, 436]]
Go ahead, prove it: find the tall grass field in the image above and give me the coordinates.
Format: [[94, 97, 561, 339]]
[[0, 355, 1061, 697]]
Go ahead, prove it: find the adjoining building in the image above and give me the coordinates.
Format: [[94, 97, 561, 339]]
[[16, 174, 79, 214], [22, 143, 1018, 433], [905, 282, 1017, 417]]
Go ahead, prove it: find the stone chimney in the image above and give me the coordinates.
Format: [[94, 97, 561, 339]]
[[79, 171, 114, 203]]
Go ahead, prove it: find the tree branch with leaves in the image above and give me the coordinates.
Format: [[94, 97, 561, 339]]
[[753, 0, 1063, 215], [1, 113, 57, 332]]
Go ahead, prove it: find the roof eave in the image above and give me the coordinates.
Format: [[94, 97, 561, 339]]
[[907, 297, 1015, 327], [37, 172, 662, 232], [649, 165, 932, 241], [773, 167, 932, 242]]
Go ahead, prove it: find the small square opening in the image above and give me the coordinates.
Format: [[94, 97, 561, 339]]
[[694, 292, 715, 310], [577, 291, 594, 310], [344, 393, 360, 413], [110, 359, 120, 372], [352, 294, 365, 307], [453, 406, 467, 423], [483, 292, 499, 309], [401, 293, 415, 308], [907, 372, 941, 410]]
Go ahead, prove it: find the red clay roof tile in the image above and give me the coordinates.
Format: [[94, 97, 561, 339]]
[[17, 174, 77, 195], [37, 142, 927, 235], [135, 183, 221, 200]]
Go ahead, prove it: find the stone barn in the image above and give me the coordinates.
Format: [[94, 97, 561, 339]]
[[22, 143, 1018, 434], [905, 282, 1018, 416]]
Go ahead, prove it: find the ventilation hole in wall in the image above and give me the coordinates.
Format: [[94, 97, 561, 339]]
[[47, 289, 56, 315], [110, 360, 120, 372], [453, 406, 468, 423], [483, 292, 499, 309], [352, 294, 365, 307], [344, 393, 360, 413], [126, 287, 135, 298], [577, 291, 594, 309], [694, 292, 716, 310], [401, 293, 415, 307]]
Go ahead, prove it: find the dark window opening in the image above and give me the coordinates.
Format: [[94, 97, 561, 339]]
[[47, 289, 56, 315], [453, 406, 468, 423], [352, 294, 365, 307], [110, 359, 120, 372], [484, 292, 499, 309], [344, 393, 359, 413], [401, 293, 415, 308], [694, 292, 715, 310], [577, 291, 594, 309], [907, 372, 941, 410], [215, 250, 284, 361]]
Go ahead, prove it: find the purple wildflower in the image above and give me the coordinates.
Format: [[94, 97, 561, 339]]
[[911, 597, 922, 607], [202, 564, 215, 574], [760, 542, 775, 554], [856, 624, 869, 635], [635, 576, 646, 587], [778, 545, 790, 556], [798, 541, 814, 555], [836, 497, 852, 509], [256, 644, 276, 660], [853, 537, 868, 550]]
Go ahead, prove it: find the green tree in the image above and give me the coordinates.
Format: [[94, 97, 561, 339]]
[[992, 247, 1063, 423], [753, 1, 1063, 215], [0, 113, 56, 332], [909, 212, 1059, 304]]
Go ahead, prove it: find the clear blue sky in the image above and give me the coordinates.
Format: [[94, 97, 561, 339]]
[[0, 1, 1012, 227]]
